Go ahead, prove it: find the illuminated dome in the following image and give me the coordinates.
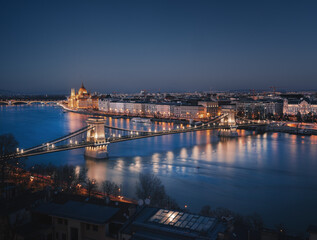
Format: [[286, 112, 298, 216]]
[[78, 82, 88, 95]]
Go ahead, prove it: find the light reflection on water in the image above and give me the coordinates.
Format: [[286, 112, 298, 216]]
[[1, 105, 317, 233]]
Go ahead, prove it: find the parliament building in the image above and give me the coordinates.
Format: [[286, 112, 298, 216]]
[[68, 83, 99, 109]]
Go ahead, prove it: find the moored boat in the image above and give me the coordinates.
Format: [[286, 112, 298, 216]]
[[131, 117, 151, 124]]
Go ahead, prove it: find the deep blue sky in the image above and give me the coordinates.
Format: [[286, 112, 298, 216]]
[[1, 0, 317, 94]]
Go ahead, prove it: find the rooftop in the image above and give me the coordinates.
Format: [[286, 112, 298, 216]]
[[35, 200, 119, 224], [121, 207, 226, 240], [148, 209, 216, 232]]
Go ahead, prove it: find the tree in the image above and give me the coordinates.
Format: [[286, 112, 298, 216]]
[[101, 180, 120, 198], [306, 112, 313, 122], [85, 178, 97, 198], [135, 173, 179, 209], [0, 134, 19, 186], [296, 111, 302, 122], [136, 173, 166, 206], [200, 205, 212, 216], [245, 213, 263, 231], [61, 165, 77, 192]]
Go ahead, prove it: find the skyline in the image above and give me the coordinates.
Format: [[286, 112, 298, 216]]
[[1, 0, 317, 94]]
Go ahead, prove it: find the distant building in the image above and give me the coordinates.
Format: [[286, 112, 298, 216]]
[[283, 98, 317, 115], [98, 99, 207, 119], [198, 101, 219, 117], [119, 207, 227, 240], [236, 100, 283, 119], [172, 104, 205, 119], [68, 83, 99, 109]]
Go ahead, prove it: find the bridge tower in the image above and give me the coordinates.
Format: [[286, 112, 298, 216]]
[[219, 108, 238, 137], [221, 108, 236, 125], [84, 117, 109, 159]]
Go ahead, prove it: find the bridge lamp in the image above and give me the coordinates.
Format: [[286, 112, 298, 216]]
[[75, 140, 78, 144], [163, 128, 165, 131], [70, 140, 73, 144], [136, 132, 139, 135], [154, 129, 157, 133], [118, 134, 121, 138], [177, 126, 179, 129], [168, 128, 171, 131], [52, 144, 55, 148], [16, 148, 19, 153], [113, 134, 116, 137], [21, 149, 24, 153]]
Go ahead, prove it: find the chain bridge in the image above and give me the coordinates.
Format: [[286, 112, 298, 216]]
[[1, 111, 267, 160]]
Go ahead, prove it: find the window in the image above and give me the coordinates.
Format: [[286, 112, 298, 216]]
[[64, 219, 68, 226], [93, 225, 98, 231], [86, 224, 90, 230], [56, 232, 59, 240], [70, 228, 78, 240], [57, 218, 63, 224], [62, 233, 66, 240]]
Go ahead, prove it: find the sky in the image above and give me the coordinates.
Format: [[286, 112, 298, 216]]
[[0, 0, 317, 94]]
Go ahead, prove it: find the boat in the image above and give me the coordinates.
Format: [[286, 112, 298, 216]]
[[131, 117, 151, 124]]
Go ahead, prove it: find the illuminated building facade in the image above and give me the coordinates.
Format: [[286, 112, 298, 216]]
[[283, 98, 317, 115], [98, 98, 207, 119], [68, 83, 99, 109]]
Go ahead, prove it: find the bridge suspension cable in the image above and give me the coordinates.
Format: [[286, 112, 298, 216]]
[[22, 126, 93, 154]]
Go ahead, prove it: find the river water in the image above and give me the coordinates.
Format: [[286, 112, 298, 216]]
[[1, 105, 317, 234]]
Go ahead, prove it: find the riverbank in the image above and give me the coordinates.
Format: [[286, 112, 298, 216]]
[[267, 125, 317, 136]]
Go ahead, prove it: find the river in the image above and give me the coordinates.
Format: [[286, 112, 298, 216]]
[[1, 104, 317, 234]]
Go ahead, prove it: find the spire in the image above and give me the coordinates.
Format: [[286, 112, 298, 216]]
[[81, 82, 85, 89]]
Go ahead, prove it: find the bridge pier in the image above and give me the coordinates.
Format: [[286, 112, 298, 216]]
[[84, 117, 109, 159], [85, 145, 108, 159]]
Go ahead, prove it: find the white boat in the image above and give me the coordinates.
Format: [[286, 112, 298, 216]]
[[131, 117, 151, 124]]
